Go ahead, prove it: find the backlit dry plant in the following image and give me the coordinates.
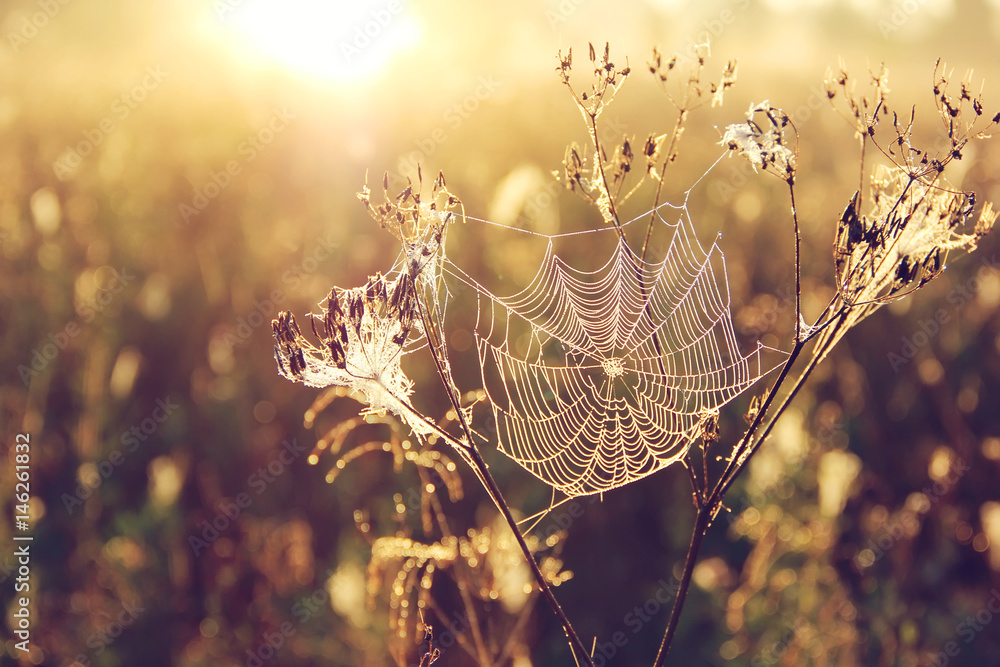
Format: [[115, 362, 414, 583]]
[[274, 169, 588, 663], [810, 60, 999, 362], [273, 45, 996, 666], [293, 388, 571, 665]]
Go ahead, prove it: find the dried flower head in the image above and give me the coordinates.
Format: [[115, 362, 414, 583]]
[[721, 101, 797, 182], [812, 61, 999, 361], [557, 41, 631, 118], [274, 172, 463, 439], [834, 165, 994, 308], [557, 42, 738, 231], [358, 169, 460, 298], [272, 276, 430, 434]]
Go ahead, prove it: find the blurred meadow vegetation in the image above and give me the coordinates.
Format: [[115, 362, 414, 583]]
[[2, 0, 1000, 665]]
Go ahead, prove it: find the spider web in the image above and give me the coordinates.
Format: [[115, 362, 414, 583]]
[[445, 199, 785, 498]]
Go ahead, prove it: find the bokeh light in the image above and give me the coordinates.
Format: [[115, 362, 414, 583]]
[[3, 0, 1000, 665]]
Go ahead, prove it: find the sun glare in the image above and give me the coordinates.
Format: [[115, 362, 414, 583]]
[[218, 0, 422, 83]]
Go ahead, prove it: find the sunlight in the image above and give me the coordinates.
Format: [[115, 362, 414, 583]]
[[218, 0, 422, 82]]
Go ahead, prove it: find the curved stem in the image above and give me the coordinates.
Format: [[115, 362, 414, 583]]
[[651, 315, 846, 664], [788, 181, 802, 343], [464, 446, 595, 667], [652, 505, 712, 667], [649, 165, 843, 663], [413, 288, 595, 667], [587, 112, 624, 234], [711, 340, 803, 503], [641, 109, 688, 263], [715, 332, 830, 503]]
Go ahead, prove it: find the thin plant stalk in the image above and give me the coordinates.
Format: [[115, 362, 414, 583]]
[[653, 349, 806, 666], [652, 294, 852, 664], [653, 175, 809, 666], [412, 274, 596, 667]]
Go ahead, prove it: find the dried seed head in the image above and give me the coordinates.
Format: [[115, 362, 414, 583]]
[[721, 101, 797, 182], [711, 59, 738, 108], [273, 268, 434, 437], [834, 164, 991, 312]]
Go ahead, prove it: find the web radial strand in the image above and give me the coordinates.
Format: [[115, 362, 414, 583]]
[[469, 205, 780, 497]]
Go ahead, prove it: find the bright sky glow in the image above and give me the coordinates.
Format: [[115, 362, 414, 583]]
[[219, 0, 422, 83]]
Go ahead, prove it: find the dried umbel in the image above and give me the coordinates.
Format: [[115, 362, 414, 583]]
[[809, 60, 1000, 359], [273, 274, 429, 434], [836, 166, 995, 306], [555, 42, 633, 225], [359, 168, 459, 297], [273, 169, 462, 440], [807, 165, 998, 362], [721, 101, 797, 182], [557, 42, 738, 227], [272, 47, 1000, 667]]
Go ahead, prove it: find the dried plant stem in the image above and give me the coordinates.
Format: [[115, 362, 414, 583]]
[[654, 300, 850, 664], [717, 342, 827, 503], [789, 182, 803, 343], [426, 480, 492, 664], [588, 113, 624, 231], [652, 502, 711, 667], [464, 446, 595, 667], [636, 107, 694, 380], [654, 180, 811, 665], [713, 333, 803, 506], [412, 280, 595, 667], [640, 110, 685, 262], [392, 391, 593, 666], [653, 61, 999, 662], [654, 342, 807, 666]]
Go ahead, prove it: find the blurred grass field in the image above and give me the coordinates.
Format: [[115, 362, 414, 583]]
[[3, 1, 1000, 665]]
